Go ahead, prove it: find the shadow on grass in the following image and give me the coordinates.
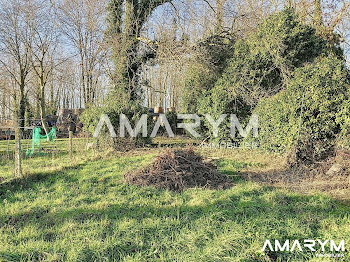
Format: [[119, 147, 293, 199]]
[[1, 154, 349, 261], [1, 183, 348, 261], [0, 161, 87, 200]]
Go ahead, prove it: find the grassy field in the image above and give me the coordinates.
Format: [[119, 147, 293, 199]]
[[0, 146, 349, 261]]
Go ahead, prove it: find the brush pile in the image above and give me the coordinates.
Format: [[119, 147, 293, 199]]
[[124, 148, 232, 192]]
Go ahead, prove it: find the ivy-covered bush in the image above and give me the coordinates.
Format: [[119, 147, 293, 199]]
[[181, 32, 235, 114], [81, 89, 152, 146], [339, 84, 350, 132], [217, 8, 331, 104], [338, 83, 350, 149], [199, 8, 340, 144], [252, 8, 332, 69], [181, 61, 220, 114], [197, 84, 251, 141], [215, 39, 280, 107], [253, 55, 349, 160]]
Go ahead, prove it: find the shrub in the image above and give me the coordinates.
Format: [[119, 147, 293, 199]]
[[338, 86, 350, 135], [181, 61, 219, 114], [181, 32, 235, 114], [253, 8, 331, 69], [81, 89, 152, 146], [253, 55, 349, 161], [216, 8, 330, 107], [200, 8, 333, 142], [337, 83, 350, 149], [198, 84, 251, 142]]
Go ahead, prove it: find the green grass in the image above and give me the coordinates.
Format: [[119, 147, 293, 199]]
[[0, 149, 349, 261]]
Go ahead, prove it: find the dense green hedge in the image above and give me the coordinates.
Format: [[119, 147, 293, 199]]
[[338, 85, 350, 149], [196, 8, 334, 142], [253, 55, 349, 157], [181, 33, 235, 114]]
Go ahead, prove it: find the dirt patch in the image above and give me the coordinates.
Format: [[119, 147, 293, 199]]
[[124, 148, 232, 192]]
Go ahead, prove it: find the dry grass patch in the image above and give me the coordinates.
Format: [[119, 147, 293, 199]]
[[238, 149, 350, 200]]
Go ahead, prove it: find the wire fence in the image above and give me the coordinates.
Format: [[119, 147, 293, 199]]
[[0, 114, 130, 179], [0, 116, 195, 179], [0, 132, 104, 180], [0, 136, 90, 159]]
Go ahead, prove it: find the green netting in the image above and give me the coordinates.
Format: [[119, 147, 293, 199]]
[[26, 127, 56, 156]]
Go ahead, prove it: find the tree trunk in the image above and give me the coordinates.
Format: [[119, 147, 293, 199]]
[[14, 124, 22, 178], [18, 84, 26, 130], [1, 93, 6, 121], [108, 0, 169, 101], [40, 84, 49, 140], [216, 0, 224, 33], [14, 83, 26, 178], [314, 0, 323, 30]]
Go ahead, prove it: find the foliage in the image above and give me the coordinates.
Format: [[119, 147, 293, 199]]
[[337, 83, 350, 149], [200, 8, 343, 144], [181, 32, 235, 114], [252, 8, 332, 69], [197, 32, 236, 73], [250, 89, 297, 152], [253, 55, 349, 159], [81, 89, 152, 145], [181, 62, 219, 114], [164, 111, 179, 135], [106, 0, 169, 101], [217, 40, 281, 108], [338, 86, 350, 136], [215, 8, 330, 106], [197, 84, 251, 141]]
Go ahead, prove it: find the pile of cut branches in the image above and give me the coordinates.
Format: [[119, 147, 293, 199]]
[[124, 148, 232, 192]]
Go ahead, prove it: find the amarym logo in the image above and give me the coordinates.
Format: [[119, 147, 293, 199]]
[[262, 239, 345, 252], [93, 114, 259, 138]]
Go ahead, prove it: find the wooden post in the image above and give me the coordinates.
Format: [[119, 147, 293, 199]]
[[69, 131, 73, 160], [6, 129, 10, 159], [85, 132, 89, 151], [14, 127, 22, 177], [95, 137, 99, 152]]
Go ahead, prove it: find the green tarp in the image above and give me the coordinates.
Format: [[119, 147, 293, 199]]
[[27, 127, 56, 156]]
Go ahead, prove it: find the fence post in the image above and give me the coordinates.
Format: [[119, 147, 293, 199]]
[[95, 137, 99, 152], [85, 132, 89, 150], [69, 131, 73, 160], [6, 129, 10, 159], [14, 126, 22, 177]]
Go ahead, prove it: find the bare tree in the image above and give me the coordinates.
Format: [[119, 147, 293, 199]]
[[25, 0, 61, 136], [0, 0, 36, 176], [54, 0, 107, 107], [0, 0, 33, 128]]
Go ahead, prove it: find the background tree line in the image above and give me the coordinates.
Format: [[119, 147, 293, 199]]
[[0, 0, 349, 160]]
